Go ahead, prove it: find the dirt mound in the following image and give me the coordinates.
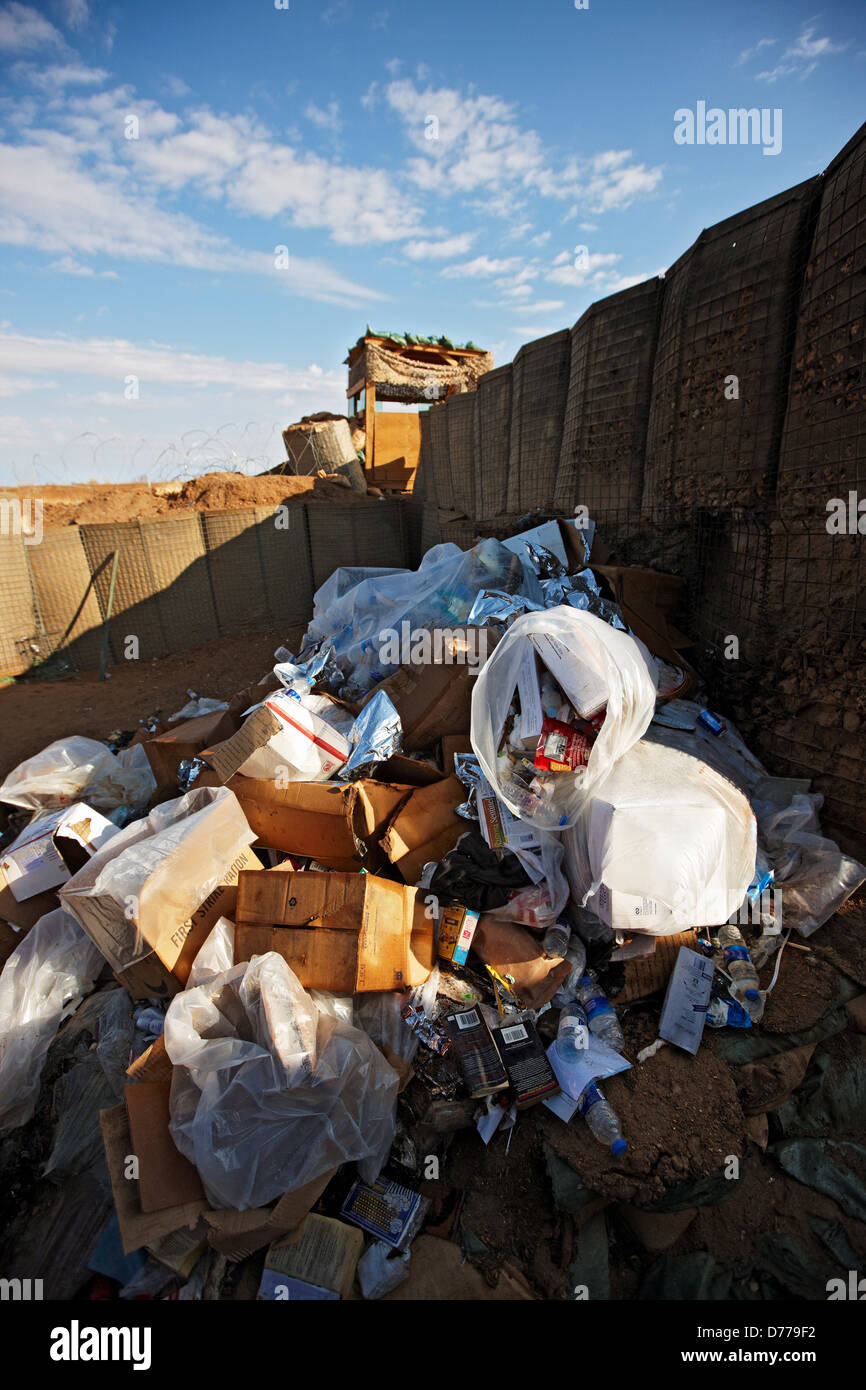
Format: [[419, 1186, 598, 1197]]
[[3, 471, 375, 530]]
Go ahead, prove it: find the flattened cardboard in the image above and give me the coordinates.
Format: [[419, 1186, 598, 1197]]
[[100, 1102, 334, 1260], [473, 915, 570, 1010], [372, 754, 443, 787], [258, 1215, 363, 1300], [227, 776, 411, 872], [364, 632, 494, 748], [616, 929, 700, 1003], [234, 869, 434, 992], [143, 708, 238, 788], [126, 1032, 173, 1085], [440, 735, 473, 772], [380, 774, 465, 884], [0, 877, 58, 933], [592, 565, 697, 693], [205, 706, 283, 785], [99, 1104, 208, 1255], [124, 1082, 206, 1213]]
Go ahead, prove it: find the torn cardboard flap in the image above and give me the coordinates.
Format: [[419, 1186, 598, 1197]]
[[124, 1081, 206, 1214], [227, 776, 412, 871], [363, 631, 495, 748], [205, 706, 283, 785], [234, 869, 434, 992], [381, 774, 465, 885], [143, 708, 238, 788]]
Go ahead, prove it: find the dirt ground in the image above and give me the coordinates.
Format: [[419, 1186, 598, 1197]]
[[0, 629, 291, 781]]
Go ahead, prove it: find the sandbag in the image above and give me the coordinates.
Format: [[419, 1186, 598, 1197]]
[[563, 739, 756, 934]]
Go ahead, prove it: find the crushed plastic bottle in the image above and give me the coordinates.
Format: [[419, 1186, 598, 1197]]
[[575, 969, 624, 1052], [715, 922, 764, 1021], [555, 1000, 590, 1057], [552, 935, 589, 1007], [577, 1079, 628, 1156], [542, 919, 571, 960]]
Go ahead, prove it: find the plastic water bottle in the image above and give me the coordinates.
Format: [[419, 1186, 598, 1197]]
[[556, 1001, 590, 1057], [576, 970, 624, 1052], [578, 1080, 628, 1156], [542, 919, 571, 959], [715, 923, 764, 1020]]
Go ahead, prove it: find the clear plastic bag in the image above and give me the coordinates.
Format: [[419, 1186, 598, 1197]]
[[0, 736, 155, 813], [0, 907, 106, 1135], [759, 794, 866, 937], [164, 952, 400, 1210], [471, 606, 658, 829], [563, 739, 757, 935]]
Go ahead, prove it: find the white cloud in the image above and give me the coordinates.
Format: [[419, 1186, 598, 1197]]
[[58, 0, 89, 29], [735, 37, 776, 67], [757, 23, 847, 81], [0, 2, 64, 52], [510, 299, 564, 314], [304, 99, 342, 132], [441, 255, 523, 278], [0, 371, 52, 397], [0, 329, 347, 396], [162, 75, 191, 98], [48, 255, 118, 278], [546, 250, 622, 287], [403, 232, 476, 260]]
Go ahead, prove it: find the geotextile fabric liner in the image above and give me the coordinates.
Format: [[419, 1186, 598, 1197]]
[[0, 531, 38, 677], [642, 179, 821, 519], [307, 499, 407, 591], [26, 527, 104, 669], [474, 364, 512, 519], [506, 330, 571, 514], [445, 392, 477, 516], [554, 280, 663, 523]]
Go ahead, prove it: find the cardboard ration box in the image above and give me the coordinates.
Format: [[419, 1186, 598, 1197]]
[[60, 787, 257, 999], [437, 905, 480, 967], [233, 868, 435, 992], [0, 802, 119, 902], [257, 1215, 364, 1300], [142, 709, 238, 790], [226, 776, 412, 872]]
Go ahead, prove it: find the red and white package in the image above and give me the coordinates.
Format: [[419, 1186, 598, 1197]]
[[534, 717, 592, 773]]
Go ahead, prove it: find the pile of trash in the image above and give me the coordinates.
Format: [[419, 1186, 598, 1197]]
[[0, 514, 864, 1301]]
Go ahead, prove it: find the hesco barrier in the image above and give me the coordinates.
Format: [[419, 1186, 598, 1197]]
[[445, 393, 477, 517], [554, 278, 663, 524], [474, 364, 512, 520], [506, 328, 572, 514]]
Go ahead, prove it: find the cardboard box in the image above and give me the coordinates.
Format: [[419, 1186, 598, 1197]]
[[380, 775, 465, 884], [143, 709, 238, 789], [591, 565, 697, 697], [227, 776, 412, 872], [364, 629, 495, 748], [0, 803, 119, 902], [0, 880, 58, 934], [234, 869, 434, 992], [100, 1103, 335, 1260], [61, 787, 258, 999], [124, 1082, 206, 1213], [440, 735, 473, 773], [438, 905, 480, 967], [616, 929, 700, 1003], [257, 1215, 363, 1300]]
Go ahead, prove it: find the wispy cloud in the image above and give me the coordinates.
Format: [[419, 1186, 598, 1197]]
[[735, 37, 776, 67], [0, 2, 65, 53], [757, 22, 847, 82]]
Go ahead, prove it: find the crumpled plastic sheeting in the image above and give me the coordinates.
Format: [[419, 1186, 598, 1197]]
[[165, 952, 400, 1210], [759, 794, 866, 937], [0, 736, 155, 813], [298, 540, 534, 700], [0, 908, 106, 1135], [772, 1139, 866, 1224], [471, 606, 658, 830]]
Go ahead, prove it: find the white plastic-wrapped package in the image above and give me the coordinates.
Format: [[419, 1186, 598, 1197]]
[[563, 739, 757, 935], [471, 607, 658, 829], [236, 692, 350, 782], [0, 736, 155, 813], [164, 952, 400, 1210], [0, 908, 106, 1134]]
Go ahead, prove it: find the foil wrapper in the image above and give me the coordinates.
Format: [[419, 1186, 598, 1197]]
[[467, 589, 544, 627], [453, 751, 483, 819], [339, 690, 402, 779], [177, 756, 208, 791]]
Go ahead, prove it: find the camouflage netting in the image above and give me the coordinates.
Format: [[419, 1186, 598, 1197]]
[[348, 340, 493, 401]]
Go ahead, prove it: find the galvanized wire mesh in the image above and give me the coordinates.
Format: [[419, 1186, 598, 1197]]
[[445, 393, 477, 516], [474, 364, 512, 520], [506, 329, 571, 514]]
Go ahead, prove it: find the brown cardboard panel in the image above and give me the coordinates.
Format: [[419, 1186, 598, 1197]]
[[366, 658, 476, 748], [124, 1082, 206, 1213], [143, 709, 238, 787], [202, 1169, 337, 1261], [228, 777, 411, 871], [473, 915, 571, 1010], [126, 1032, 173, 1084], [99, 1104, 208, 1255], [0, 875, 58, 932], [592, 565, 697, 691], [440, 735, 473, 772], [381, 774, 465, 884], [261, 1215, 364, 1299], [617, 929, 700, 1003], [373, 754, 443, 787], [234, 870, 434, 991]]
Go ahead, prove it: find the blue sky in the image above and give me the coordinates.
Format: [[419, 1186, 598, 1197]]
[[0, 0, 863, 484]]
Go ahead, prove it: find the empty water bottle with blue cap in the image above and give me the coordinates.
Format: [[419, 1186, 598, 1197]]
[[577, 1079, 628, 1156], [556, 1000, 590, 1057], [714, 922, 764, 1021], [575, 968, 624, 1052]]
